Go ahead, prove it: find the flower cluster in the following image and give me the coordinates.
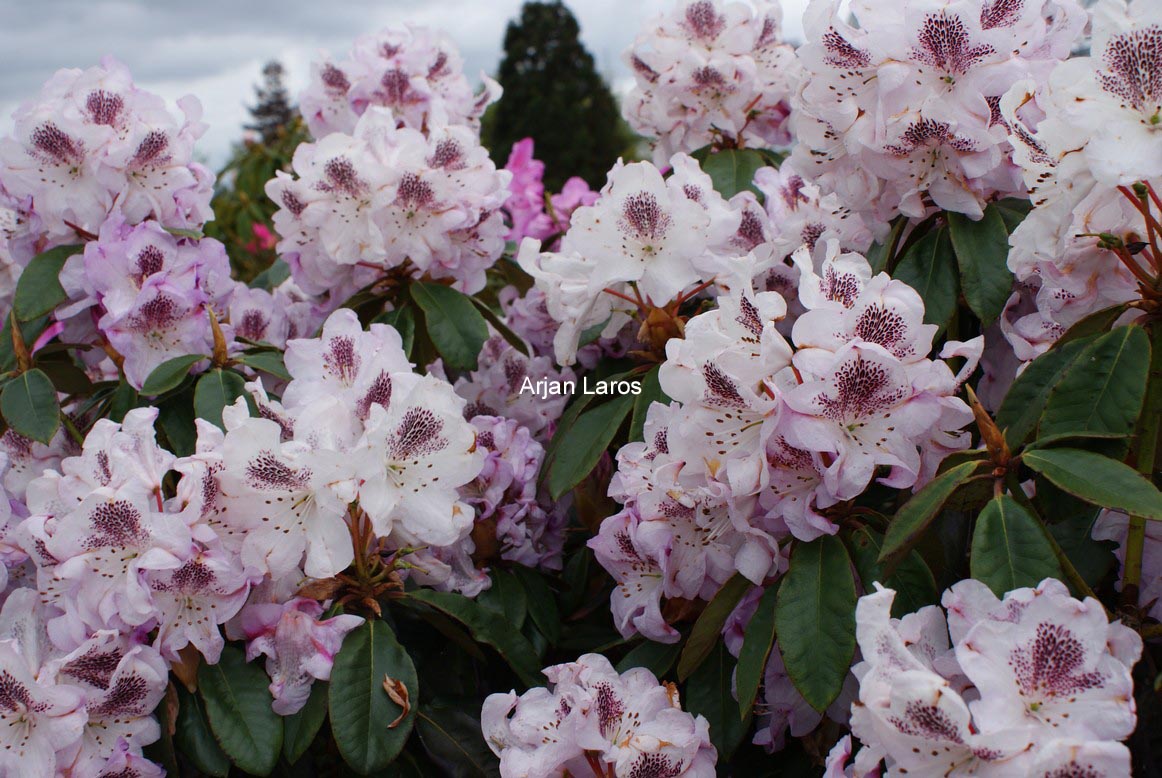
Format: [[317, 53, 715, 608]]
[[591, 245, 980, 642], [999, 0, 1162, 359], [0, 56, 213, 248], [267, 108, 512, 302], [836, 579, 1140, 776], [0, 589, 167, 776], [517, 153, 762, 365], [502, 138, 598, 245], [299, 25, 501, 139], [791, 0, 1086, 220], [58, 214, 235, 388], [623, 0, 798, 164], [482, 653, 716, 778]]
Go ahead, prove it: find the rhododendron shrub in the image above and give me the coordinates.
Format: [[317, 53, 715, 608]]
[[1, 0, 1161, 775]]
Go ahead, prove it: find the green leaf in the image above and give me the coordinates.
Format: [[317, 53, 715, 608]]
[[13, 244, 81, 321], [616, 640, 681, 677], [678, 573, 751, 681], [157, 392, 197, 457], [879, 461, 985, 565], [469, 297, 529, 357], [1022, 448, 1162, 520], [141, 354, 204, 396], [700, 148, 766, 199], [1039, 326, 1150, 441], [893, 226, 959, 334], [577, 319, 608, 348], [775, 536, 858, 712], [416, 703, 502, 778], [194, 369, 247, 430], [0, 315, 49, 373], [949, 207, 1013, 326], [993, 198, 1033, 232], [283, 681, 328, 765], [546, 393, 634, 499], [107, 379, 140, 423], [735, 584, 777, 721], [198, 644, 283, 776], [511, 567, 561, 644], [175, 686, 231, 778], [970, 495, 1062, 595], [996, 336, 1094, 449], [685, 643, 751, 760], [0, 369, 60, 443], [235, 349, 292, 381], [406, 590, 544, 687], [373, 306, 417, 360], [478, 568, 528, 629], [629, 365, 669, 442], [250, 259, 290, 290], [329, 620, 418, 774], [1057, 304, 1131, 346], [848, 527, 939, 617], [410, 281, 489, 370]]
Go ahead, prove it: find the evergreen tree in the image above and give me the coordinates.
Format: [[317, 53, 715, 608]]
[[483, 1, 627, 190], [246, 61, 294, 145]]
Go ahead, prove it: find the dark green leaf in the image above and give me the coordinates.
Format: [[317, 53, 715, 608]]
[[996, 336, 1094, 449], [1057, 304, 1131, 346], [0, 315, 49, 373], [848, 527, 939, 617], [157, 392, 197, 457], [546, 393, 634, 499], [373, 306, 417, 360], [736, 584, 777, 721], [879, 461, 985, 565], [629, 365, 668, 442], [407, 590, 544, 687], [107, 379, 140, 423], [700, 148, 766, 199], [410, 282, 489, 370], [13, 244, 81, 321], [1047, 503, 1115, 589], [250, 260, 290, 291], [198, 644, 283, 776], [469, 297, 529, 357], [194, 369, 247, 430], [970, 495, 1062, 595], [141, 354, 204, 396], [616, 640, 681, 677], [283, 681, 328, 765], [235, 350, 292, 381], [685, 643, 751, 760], [1039, 326, 1150, 440], [949, 207, 1013, 326], [577, 319, 608, 348], [894, 226, 959, 334], [993, 198, 1033, 232], [775, 536, 857, 712], [416, 703, 501, 778], [37, 357, 93, 395], [328, 620, 418, 773], [0, 369, 60, 443], [478, 568, 528, 629], [511, 566, 561, 644], [678, 573, 751, 681], [1022, 448, 1162, 520], [175, 686, 231, 777]]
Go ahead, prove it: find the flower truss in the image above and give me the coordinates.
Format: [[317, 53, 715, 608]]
[[623, 0, 798, 164]]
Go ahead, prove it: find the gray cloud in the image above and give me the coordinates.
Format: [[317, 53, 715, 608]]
[[0, 0, 812, 166]]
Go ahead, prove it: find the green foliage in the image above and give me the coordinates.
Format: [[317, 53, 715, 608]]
[[970, 495, 1062, 595], [1, 368, 60, 443], [198, 645, 284, 776], [775, 536, 857, 712], [329, 621, 419, 773], [13, 244, 81, 321]]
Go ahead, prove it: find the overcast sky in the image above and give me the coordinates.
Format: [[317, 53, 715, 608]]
[[0, 0, 815, 166]]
